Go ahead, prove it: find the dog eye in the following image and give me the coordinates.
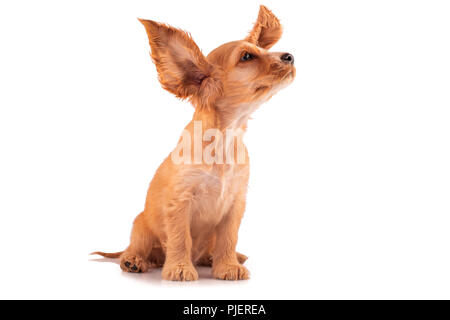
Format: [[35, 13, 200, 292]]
[[240, 52, 255, 62]]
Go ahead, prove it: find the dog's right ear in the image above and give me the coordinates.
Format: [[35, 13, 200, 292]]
[[139, 19, 221, 106]]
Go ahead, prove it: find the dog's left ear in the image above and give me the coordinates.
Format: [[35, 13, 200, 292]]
[[139, 19, 221, 105], [245, 5, 282, 50]]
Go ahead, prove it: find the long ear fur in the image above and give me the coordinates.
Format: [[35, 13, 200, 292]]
[[139, 19, 221, 106], [245, 5, 282, 50]]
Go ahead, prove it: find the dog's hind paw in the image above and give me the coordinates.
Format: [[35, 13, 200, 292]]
[[120, 254, 149, 273], [237, 252, 248, 265], [197, 252, 248, 267]]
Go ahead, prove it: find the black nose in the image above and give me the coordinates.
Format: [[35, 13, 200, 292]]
[[281, 53, 294, 65]]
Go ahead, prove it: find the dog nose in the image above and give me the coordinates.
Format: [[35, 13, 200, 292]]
[[281, 53, 294, 65]]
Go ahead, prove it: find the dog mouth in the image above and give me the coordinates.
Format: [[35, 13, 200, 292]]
[[255, 68, 295, 92], [255, 85, 269, 92], [281, 67, 296, 81]]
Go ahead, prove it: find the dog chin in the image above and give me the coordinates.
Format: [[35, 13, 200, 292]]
[[283, 69, 296, 83], [275, 70, 296, 90], [255, 71, 295, 94]]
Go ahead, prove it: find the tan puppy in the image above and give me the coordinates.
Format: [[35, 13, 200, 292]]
[[93, 5, 295, 281]]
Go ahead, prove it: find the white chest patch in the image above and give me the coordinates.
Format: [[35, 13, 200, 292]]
[[180, 165, 248, 227]]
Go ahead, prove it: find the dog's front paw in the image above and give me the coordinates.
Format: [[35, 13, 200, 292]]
[[162, 263, 198, 281], [213, 263, 249, 280], [120, 253, 149, 273]]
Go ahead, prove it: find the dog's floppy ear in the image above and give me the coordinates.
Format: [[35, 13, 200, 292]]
[[139, 19, 220, 103], [245, 5, 282, 50]]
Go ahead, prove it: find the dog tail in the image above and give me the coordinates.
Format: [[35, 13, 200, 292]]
[[90, 251, 124, 258]]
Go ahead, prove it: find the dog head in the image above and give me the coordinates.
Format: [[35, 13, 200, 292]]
[[140, 5, 295, 123]]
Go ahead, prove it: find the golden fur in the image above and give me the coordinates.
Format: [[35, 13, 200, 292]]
[[92, 5, 295, 281]]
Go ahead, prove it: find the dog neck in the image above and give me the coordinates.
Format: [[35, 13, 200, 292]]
[[192, 101, 261, 132]]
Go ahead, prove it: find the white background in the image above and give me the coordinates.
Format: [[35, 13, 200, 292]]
[[0, 0, 449, 299]]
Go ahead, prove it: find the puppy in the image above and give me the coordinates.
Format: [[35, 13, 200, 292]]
[[92, 5, 295, 281]]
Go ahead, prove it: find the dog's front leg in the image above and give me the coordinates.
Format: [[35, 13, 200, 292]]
[[161, 198, 198, 281], [212, 197, 250, 280]]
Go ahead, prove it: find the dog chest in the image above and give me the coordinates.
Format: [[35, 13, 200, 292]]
[[183, 165, 248, 223]]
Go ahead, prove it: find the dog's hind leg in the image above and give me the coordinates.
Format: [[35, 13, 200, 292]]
[[196, 234, 248, 266], [120, 212, 154, 273], [197, 252, 248, 266], [149, 246, 165, 268]]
